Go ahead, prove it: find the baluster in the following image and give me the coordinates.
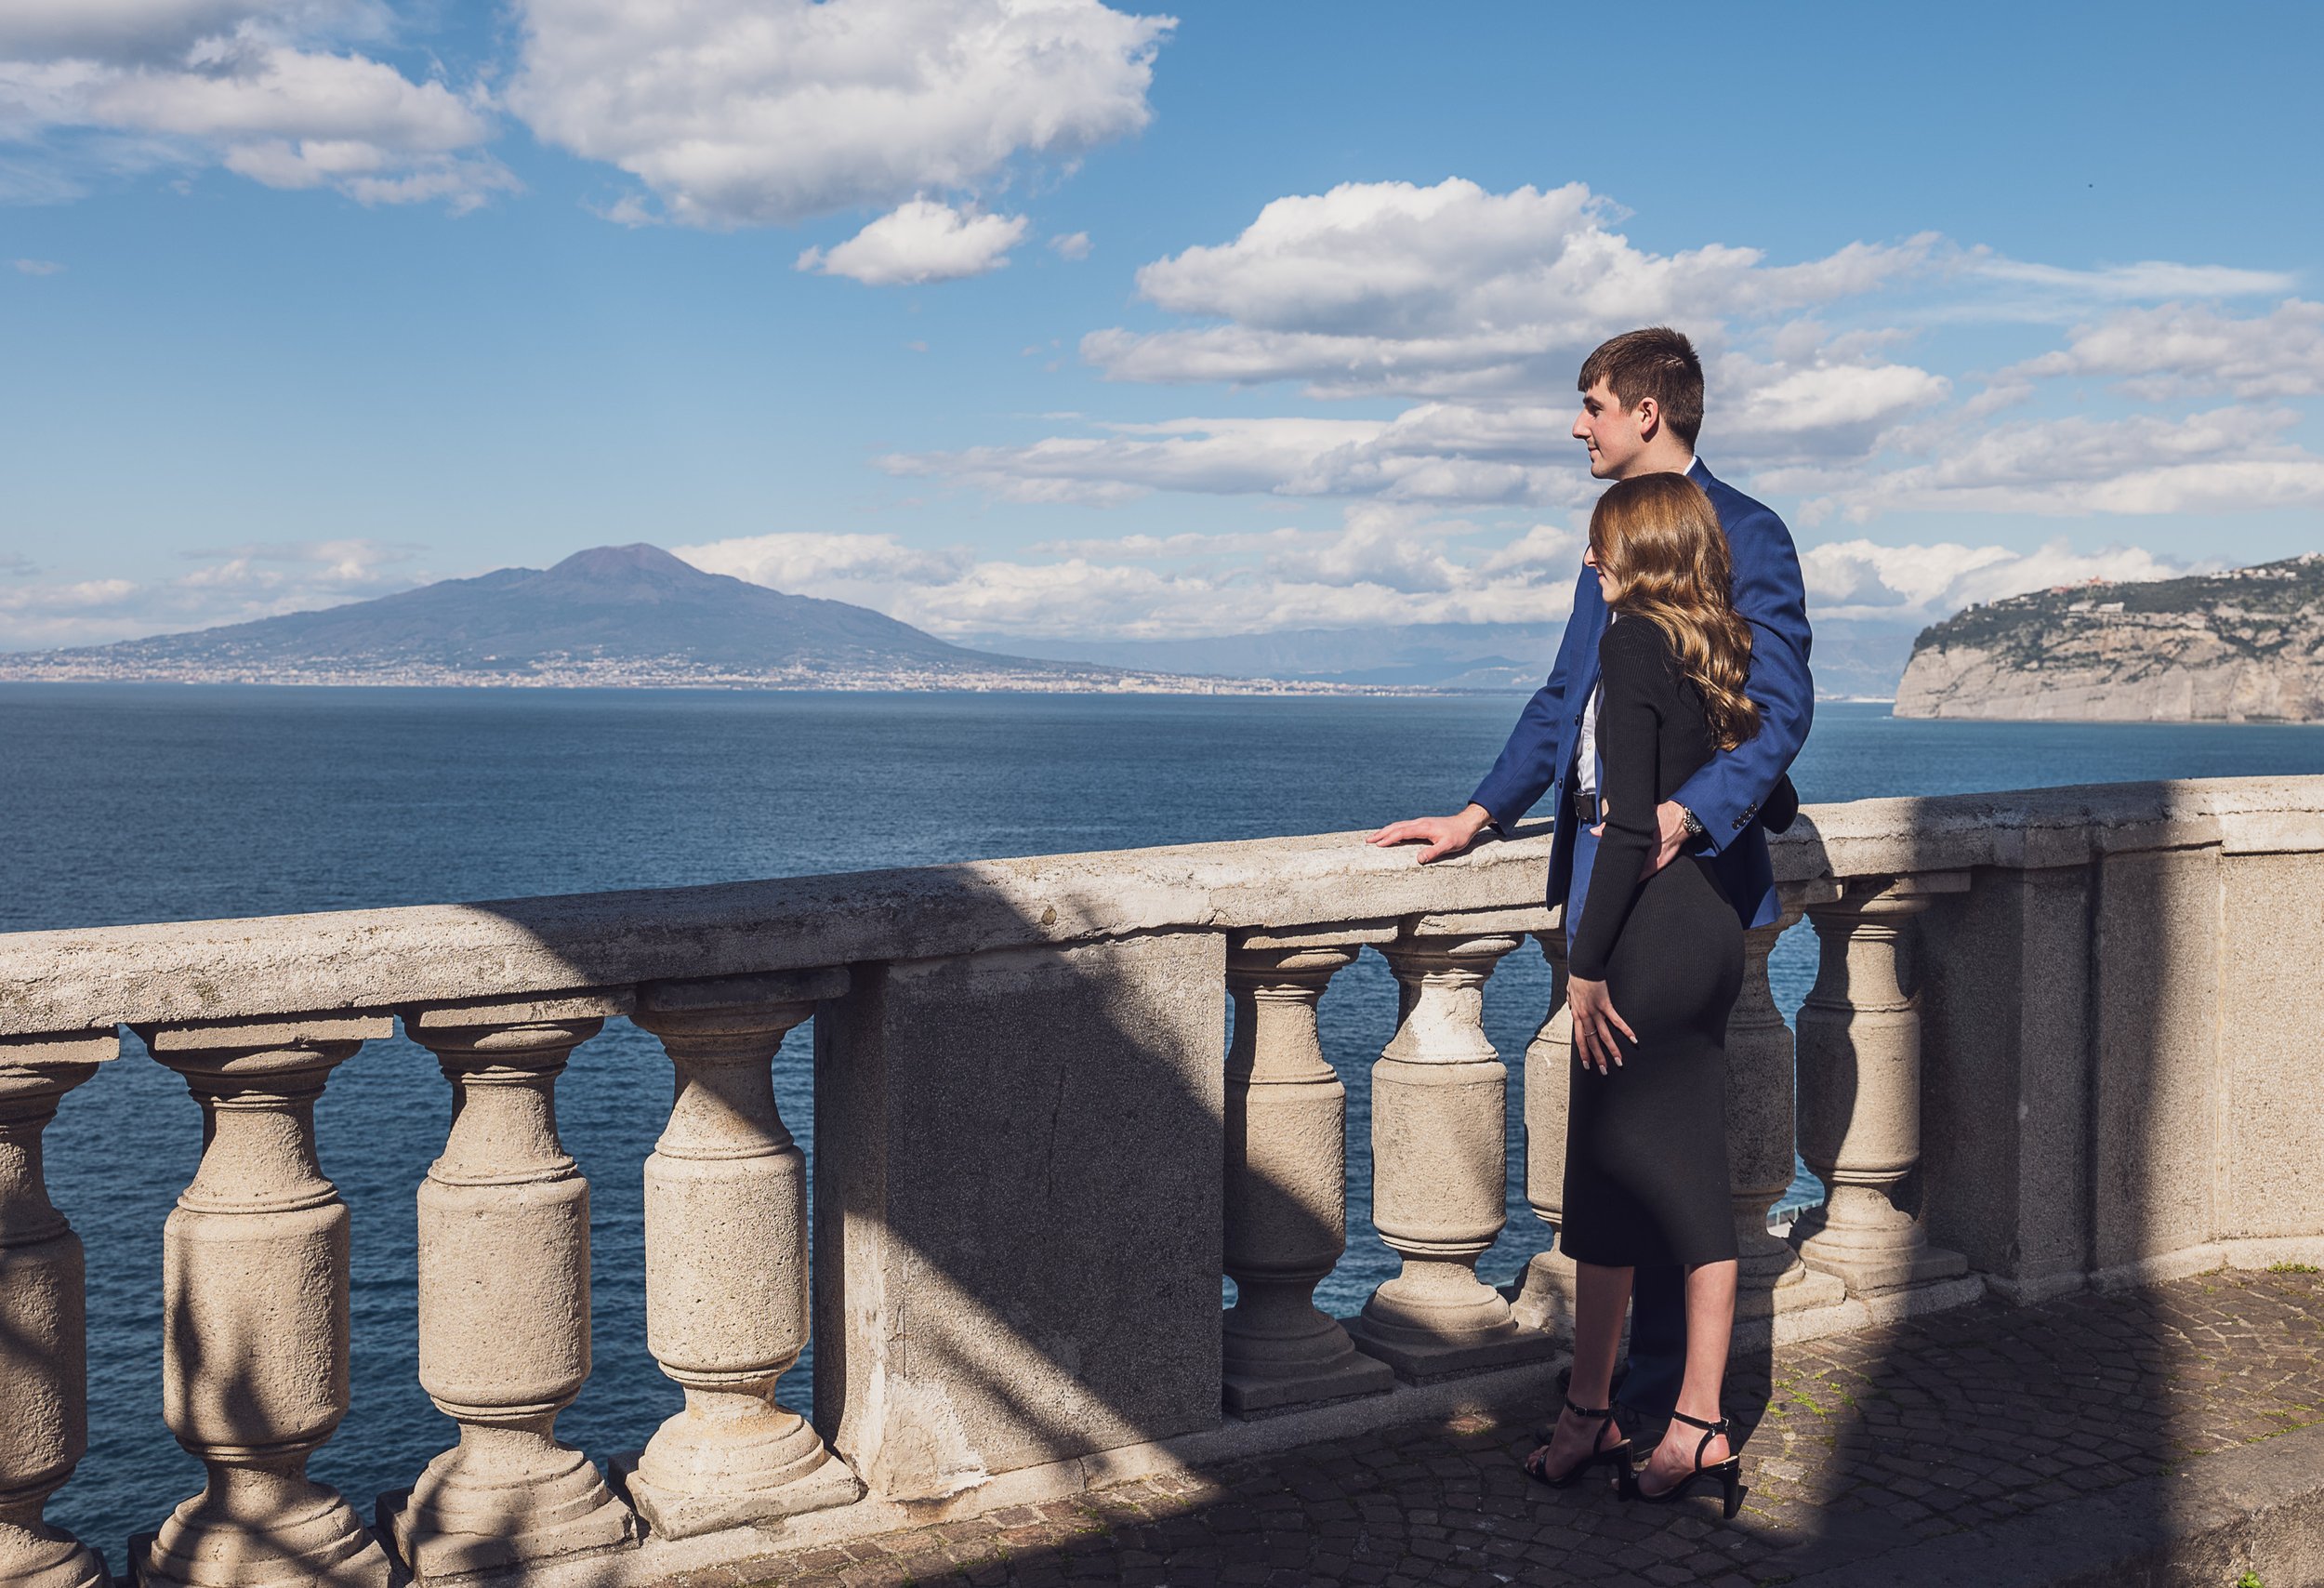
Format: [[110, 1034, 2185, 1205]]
[[1727, 895, 1846, 1322], [1793, 878, 1971, 1293], [620, 972, 860, 1537], [1221, 934, 1393, 1414], [0, 1033, 115, 1588], [131, 1016, 394, 1588], [1510, 930, 1578, 1337], [1351, 930, 1555, 1379], [384, 997, 637, 1580]]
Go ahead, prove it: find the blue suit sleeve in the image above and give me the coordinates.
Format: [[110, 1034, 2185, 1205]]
[[1468, 570, 1594, 827], [1671, 497, 1814, 854]]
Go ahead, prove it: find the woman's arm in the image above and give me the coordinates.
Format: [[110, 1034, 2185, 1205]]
[[1568, 621, 1664, 983]]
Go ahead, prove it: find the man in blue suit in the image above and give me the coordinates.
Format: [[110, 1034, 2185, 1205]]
[[1369, 325, 1813, 1440]]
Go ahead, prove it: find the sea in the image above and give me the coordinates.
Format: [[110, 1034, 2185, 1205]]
[[5, 683, 2319, 1560]]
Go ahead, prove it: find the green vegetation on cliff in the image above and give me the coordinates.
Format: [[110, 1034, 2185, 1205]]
[[1895, 553, 2324, 721], [1911, 553, 2324, 665]]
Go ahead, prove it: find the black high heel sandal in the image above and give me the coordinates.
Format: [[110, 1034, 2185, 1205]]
[[1521, 1397, 1631, 1489], [1618, 1408, 1742, 1518]]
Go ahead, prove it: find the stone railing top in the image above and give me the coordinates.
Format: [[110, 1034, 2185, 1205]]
[[2, 774, 2318, 1039]]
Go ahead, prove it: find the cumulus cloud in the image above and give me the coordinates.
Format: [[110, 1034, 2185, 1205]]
[[1801, 536, 2212, 625], [507, 0, 1170, 230], [2008, 299, 2324, 400], [1082, 179, 1940, 401], [1783, 405, 2324, 523], [0, 1, 514, 208], [1968, 256, 2296, 302], [903, 174, 2324, 580], [0, 536, 427, 649], [677, 506, 1586, 641], [887, 405, 1649, 507], [1050, 230, 1091, 259], [798, 199, 1028, 285]]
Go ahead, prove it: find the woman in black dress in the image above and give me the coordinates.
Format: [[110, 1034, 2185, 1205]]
[[1521, 471, 1762, 1515]]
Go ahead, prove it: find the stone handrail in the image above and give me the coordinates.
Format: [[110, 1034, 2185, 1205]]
[[6, 775, 2317, 1038], [4, 774, 2321, 1588]]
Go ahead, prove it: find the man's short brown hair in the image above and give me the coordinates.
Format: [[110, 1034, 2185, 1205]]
[[1578, 326, 1704, 449]]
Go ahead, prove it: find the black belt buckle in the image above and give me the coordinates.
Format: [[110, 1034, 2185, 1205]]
[[1571, 789, 1602, 826]]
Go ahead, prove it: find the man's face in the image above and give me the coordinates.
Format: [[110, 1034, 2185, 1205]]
[[1572, 379, 1652, 480]]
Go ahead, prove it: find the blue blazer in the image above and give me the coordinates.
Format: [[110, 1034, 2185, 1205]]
[[1469, 459, 1814, 931]]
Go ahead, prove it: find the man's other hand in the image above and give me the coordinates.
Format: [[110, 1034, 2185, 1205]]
[[1367, 803, 1494, 864], [1645, 800, 1691, 876]]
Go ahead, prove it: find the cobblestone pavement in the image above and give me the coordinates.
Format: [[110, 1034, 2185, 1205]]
[[719, 1269, 2324, 1588]]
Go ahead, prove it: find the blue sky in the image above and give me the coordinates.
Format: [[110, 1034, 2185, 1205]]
[[3, 0, 2320, 650]]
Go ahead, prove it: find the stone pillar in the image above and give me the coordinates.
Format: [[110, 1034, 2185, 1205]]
[[1510, 930, 1578, 1338], [1793, 878, 1971, 1294], [131, 1016, 395, 1588], [1727, 896, 1847, 1324], [1221, 933, 1393, 1414], [0, 1033, 116, 1588], [383, 996, 637, 1580], [620, 971, 861, 1538], [1351, 929, 1554, 1380]]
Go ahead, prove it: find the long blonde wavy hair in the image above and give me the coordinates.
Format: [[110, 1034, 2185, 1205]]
[[1587, 472, 1762, 751]]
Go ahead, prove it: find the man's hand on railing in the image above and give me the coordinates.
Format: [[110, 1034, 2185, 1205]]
[[1367, 803, 1495, 864]]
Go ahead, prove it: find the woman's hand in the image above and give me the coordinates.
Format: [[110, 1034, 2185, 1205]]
[[1567, 975, 1635, 1074]]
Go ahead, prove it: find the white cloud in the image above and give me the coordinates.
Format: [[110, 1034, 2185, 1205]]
[[507, 0, 1171, 229], [676, 506, 1586, 641], [11, 258, 63, 274], [0, 4, 514, 208], [1969, 256, 2296, 302], [798, 199, 1028, 285], [1784, 405, 2324, 523], [918, 176, 2324, 532], [0, 536, 426, 649], [1083, 179, 1938, 400], [1050, 230, 1091, 259], [2008, 299, 2324, 400], [890, 405, 1648, 507], [1801, 536, 2212, 625]]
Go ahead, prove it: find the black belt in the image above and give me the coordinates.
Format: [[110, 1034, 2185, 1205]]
[[1570, 787, 1603, 825]]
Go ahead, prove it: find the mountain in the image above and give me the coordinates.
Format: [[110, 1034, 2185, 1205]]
[[996, 617, 1919, 698], [0, 545, 1133, 688], [986, 622, 1567, 690], [1895, 553, 2324, 721]]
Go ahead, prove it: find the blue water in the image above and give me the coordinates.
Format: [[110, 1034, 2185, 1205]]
[[4, 685, 2318, 1561]]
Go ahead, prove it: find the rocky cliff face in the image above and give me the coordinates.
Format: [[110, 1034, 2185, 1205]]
[[1895, 554, 2324, 721]]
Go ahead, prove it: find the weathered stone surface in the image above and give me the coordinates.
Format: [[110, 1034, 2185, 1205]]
[[6, 777, 2321, 1036], [2217, 850, 2324, 1242], [2091, 847, 2225, 1279], [1220, 943, 1392, 1414], [710, 1268, 2324, 1588], [131, 1022, 392, 1588], [1920, 867, 2097, 1300], [624, 974, 862, 1538], [814, 933, 1226, 1501], [1349, 933, 1555, 1382], [0, 1047, 112, 1588], [386, 1014, 638, 1580]]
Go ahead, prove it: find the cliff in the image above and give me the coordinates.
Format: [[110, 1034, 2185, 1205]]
[[1894, 553, 2324, 721]]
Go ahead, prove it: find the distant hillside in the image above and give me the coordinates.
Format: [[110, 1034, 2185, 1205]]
[[992, 622, 1565, 690], [1895, 553, 2324, 721], [0, 545, 1132, 689]]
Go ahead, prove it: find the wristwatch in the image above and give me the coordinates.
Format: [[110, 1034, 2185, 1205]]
[[1678, 805, 1705, 843]]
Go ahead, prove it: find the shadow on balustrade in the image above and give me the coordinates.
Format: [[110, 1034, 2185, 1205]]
[[48, 787, 2272, 1588]]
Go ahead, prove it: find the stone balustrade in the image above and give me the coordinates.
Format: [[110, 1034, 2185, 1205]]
[[1, 775, 2321, 1588]]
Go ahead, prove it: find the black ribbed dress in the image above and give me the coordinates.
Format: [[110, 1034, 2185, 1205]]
[[1560, 617, 1744, 1270]]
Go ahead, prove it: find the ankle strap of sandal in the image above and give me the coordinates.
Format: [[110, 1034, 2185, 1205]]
[[1564, 1396, 1616, 1424], [1667, 1408, 1732, 1466]]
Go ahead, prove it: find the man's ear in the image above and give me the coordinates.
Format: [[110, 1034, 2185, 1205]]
[[1632, 395, 1660, 442]]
